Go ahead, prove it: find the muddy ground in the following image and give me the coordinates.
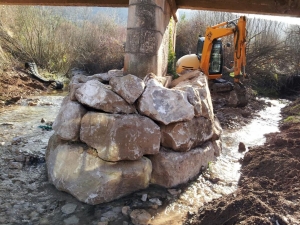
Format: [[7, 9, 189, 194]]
[[1, 68, 298, 225], [185, 99, 300, 224], [0, 68, 48, 106]]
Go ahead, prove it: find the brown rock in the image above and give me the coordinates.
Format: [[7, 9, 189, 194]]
[[130, 209, 151, 225], [148, 142, 216, 188], [160, 116, 213, 152], [137, 78, 194, 125], [93, 69, 123, 82], [238, 142, 246, 152], [109, 74, 145, 104], [212, 116, 223, 141], [212, 139, 222, 156], [46, 140, 152, 205], [174, 74, 214, 121], [143, 73, 172, 88], [170, 70, 200, 88], [69, 83, 83, 101], [75, 80, 135, 114], [80, 112, 160, 161], [52, 96, 87, 141]]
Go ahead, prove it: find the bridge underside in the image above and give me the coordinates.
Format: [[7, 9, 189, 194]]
[[1, 0, 299, 77], [1, 0, 300, 17]]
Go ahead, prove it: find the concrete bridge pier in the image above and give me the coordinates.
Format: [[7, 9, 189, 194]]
[[124, 0, 176, 78]]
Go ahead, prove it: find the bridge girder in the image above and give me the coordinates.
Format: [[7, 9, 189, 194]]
[[0, 0, 299, 17]]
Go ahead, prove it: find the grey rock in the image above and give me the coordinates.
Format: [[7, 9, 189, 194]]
[[141, 194, 147, 202], [212, 139, 222, 157], [46, 138, 152, 205], [101, 210, 119, 221], [110, 74, 145, 104], [61, 203, 77, 214], [52, 96, 87, 141], [98, 222, 109, 225], [75, 80, 135, 114], [122, 206, 131, 216], [9, 162, 23, 169], [130, 209, 151, 225], [149, 142, 216, 188], [63, 215, 79, 225], [138, 78, 194, 125], [174, 74, 214, 121], [160, 116, 213, 152], [39, 217, 50, 225], [80, 112, 160, 161]]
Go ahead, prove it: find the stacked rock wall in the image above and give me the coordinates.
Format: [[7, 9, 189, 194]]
[[46, 70, 222, 205]]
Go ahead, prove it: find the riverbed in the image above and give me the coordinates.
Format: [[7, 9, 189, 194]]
[[0, 96, 287, 225]]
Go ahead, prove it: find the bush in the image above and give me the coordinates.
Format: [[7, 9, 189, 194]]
[[0, 6, 126, 75]]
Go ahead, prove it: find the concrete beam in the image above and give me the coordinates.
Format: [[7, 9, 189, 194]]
[[0, 0, 300, 18], [0, 0, 129, 6], [176, 0, 300, 17]]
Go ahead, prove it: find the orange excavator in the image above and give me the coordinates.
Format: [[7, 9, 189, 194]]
[[176, 16, 247, 106]]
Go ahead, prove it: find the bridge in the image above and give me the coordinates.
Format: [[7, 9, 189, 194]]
[[1, 0, 300, 77]]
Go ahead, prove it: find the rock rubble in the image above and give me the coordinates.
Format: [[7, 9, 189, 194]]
[[47, 69, 222, 205]]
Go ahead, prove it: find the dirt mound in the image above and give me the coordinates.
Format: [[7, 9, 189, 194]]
[[0, 68, 48, 105], [185, 100, 300, 225]]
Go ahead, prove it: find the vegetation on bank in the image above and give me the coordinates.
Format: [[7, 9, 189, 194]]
[[0, 6, 299, 97], [282, 98, 300, 123], [0, 6, 125, 76]]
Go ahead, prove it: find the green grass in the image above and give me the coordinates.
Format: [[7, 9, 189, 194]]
[[283, 116, 300, 123]]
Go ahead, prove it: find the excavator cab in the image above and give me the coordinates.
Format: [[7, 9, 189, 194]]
[[176, 16, 248, 107], [196, 36, 224, 76]]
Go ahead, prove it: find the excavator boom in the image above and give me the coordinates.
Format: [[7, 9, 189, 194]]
[[176, 16, 247, 82], [175, 16, 248, 107]]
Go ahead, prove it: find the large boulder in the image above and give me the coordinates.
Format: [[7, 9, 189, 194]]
[[92, 69, 123, 82], [69, 74, 104, 101], [212, 139, 222, 156], [75, 80, 135, 114], [173, 73, 214, 121], [148, 142, 216, 188], [160, 116, 213, 152], [109, 74, 145, 104], [80, 112, 161, 161], [46, 136, 152, 205], [169, 70, 200, 88], [52, 96, 87, 141], [212, 116, 222, 141], [137, 79, 194, 125]]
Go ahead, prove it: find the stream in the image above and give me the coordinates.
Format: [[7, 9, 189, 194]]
[[0, 96, 287, 225]]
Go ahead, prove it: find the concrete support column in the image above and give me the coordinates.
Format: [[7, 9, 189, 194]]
[[124, 0, 174, 78]]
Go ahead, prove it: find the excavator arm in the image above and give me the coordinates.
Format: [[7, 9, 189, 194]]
[[201, 16, 247, 82], [176, 16, 247, 83], [175, 16, 248, 107]]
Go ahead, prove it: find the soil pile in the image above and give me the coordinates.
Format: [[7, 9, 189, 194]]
[[0, 67, 54, 106], [185, 99, 300, 225]]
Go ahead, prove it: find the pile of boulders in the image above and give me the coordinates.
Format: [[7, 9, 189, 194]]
[[46, 69, 222, 205]]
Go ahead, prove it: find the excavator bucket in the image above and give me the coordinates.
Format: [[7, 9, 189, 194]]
[[234, 83, 248, 107]]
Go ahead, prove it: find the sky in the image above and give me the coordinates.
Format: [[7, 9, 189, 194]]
[[241, 13, 300, 25], [178, 9, 300, 25]]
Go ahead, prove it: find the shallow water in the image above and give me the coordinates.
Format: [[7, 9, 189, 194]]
[[151, 98, 288, 224], [0, 94, 66, 153], [0, 96, 288, 224]]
